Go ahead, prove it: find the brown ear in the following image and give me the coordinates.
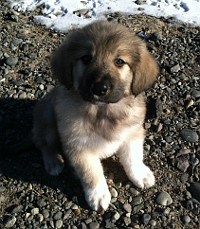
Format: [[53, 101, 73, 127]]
[[132, 48, 159, 95], [51, 36, 74, 89]]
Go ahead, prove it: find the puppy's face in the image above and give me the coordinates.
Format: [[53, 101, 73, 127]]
[[51, 21, 158, 104], [73, 45, 134, 105]]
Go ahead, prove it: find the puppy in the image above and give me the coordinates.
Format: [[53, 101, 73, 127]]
[[32, 21, 158, 212]]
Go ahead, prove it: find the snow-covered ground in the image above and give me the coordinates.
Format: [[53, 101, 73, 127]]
[[9, 0, 200, 32]]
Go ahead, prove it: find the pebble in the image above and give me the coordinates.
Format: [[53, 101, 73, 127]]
[[190, 183, 200, 202], [31, 207, 39, 215], [123, 216, 131, 226], [42, 209, 49, 219], [0, 186, 6, 192], [55, 219, 63, 228], [12, 205, 23, 213], [132, 196, 143, 205], [142, 213, 151, 225], [156, 191, 173, 206], [89, 222, 99, 229], [5, 56, 18, 66], [180, 129, 199, 143], [191, 90, 200, 98], [170, 63, 180, 73], [176, 157, 189, 172], [3, 215, 16, 228], [123, 203, 132, 213], [53, 211, 62, 220], [110, 187, 118, 198], [112, 211, 120, 221], [183, 215, 191, 224]]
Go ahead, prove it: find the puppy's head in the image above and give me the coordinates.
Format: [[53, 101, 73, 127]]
[[51, 21, 158, 105]]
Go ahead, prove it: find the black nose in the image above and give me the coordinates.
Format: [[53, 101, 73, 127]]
[[91, 81, 110, 96]]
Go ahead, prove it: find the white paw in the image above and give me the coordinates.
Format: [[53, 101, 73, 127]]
[[84, 177, 111, 212], [129, 164, 155, 189], [44, 154, 65, 176]]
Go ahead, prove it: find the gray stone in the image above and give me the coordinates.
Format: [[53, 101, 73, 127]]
[[0, 186, 6, 192], [123, 203, 132, 213], [132, 196, 143, 205], [31, 207, 39, 215], [89, 222, 99, 229], [142, 213, 151, 225], [124, 216, 131, 226], [183, 215, 191, 224], [55, 219, 63, 228], [12, 205, 23, 213], [176, 157, 189, 172], [53, 211, 62, 220], [112, 211, 120, 221], [110, 187, 118, 198], [190, 183, 200, 202], [6, 57, 18, 66], [3, 215, 16, 228], [191, 90, 200, 98], [180, 129, 199, 143], [170, 63, 180, 73], [156, 191, 173, 206]]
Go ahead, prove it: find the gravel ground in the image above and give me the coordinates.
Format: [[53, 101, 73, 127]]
[[0, 1, 200, 229]]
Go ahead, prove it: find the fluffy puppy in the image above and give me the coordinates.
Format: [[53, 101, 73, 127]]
[[33, 21, 158, 212]]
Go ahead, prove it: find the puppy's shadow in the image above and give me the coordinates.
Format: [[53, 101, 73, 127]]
[[0, 98, 86, 206]]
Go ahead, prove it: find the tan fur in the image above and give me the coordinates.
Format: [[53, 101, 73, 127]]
[[32, 21, 158, 211]]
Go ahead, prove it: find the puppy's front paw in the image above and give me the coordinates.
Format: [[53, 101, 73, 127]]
[[44, 154, 64, 176], [84, 177, 111, 212], [129, 164, 155, 189]]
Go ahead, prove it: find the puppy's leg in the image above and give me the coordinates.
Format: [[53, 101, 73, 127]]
[[119, 139, 155, 189], [41, 144, 64, 176], [69, 151, 111, 211]]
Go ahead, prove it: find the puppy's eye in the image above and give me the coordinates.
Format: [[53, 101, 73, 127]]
[[81, 55, 92, 65], [114, 58, 125, 68]]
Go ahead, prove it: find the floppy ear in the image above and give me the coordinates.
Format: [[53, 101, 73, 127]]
[[132, 48, 159, 95], [51, 37, 74, 89]]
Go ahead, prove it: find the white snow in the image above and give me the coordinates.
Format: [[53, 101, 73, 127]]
[[9, 0, 200, 32]]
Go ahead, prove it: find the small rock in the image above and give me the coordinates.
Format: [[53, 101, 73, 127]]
[[180, 173, 189, 183], [180, 129, 199, 143], [112, 211, 120, 221], [191, 90, 200, 98], [123, 203, 132, 213], [89, 222, 99, 229], [3, 215, 16, 228], [156, 191, 173, 206], [177, 148, 191, 157], [12, 205, 23, 214], [74, 209, 81, 215], [53, 211, 62, 220], [110, 187, 118, 198], [149, 219, 157, 226], [42, 209, 49, 219], [176, 157, 189, 172], [190, 183, 200, 202], [132, 196, 143, 205], [142, 213, 151, 225], [6, 57, 18, 66], [170, 63, 180, 73], [183, 215, 191, 224], [124, 216, 131, 226], [31, 207, 39, 215], [71, 204, 79, 210], [36, 213, 44, 223], [105, 219, 114, 228], [55, 219, 63, 228], [0, 186, 6, 192]]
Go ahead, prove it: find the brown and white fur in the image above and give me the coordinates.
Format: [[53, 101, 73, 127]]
[[32, 21, 159, 212]]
